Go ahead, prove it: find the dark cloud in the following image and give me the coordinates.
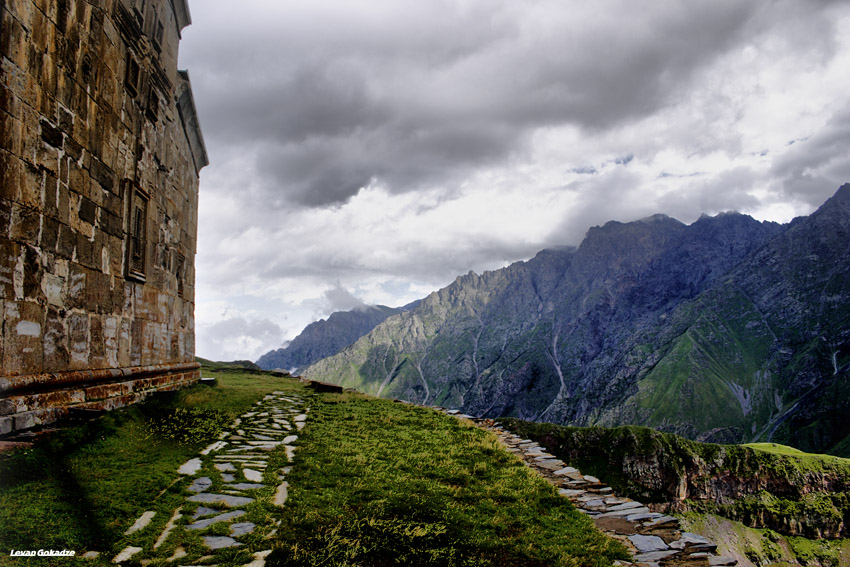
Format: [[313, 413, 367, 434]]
[[771, 103, 850, 207], [186, 1, 850, 359], [184, 0, 843, 208]]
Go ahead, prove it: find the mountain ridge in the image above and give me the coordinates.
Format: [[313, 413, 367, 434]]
[[256, 302, 419, 372], [304, 184, 850, 454]]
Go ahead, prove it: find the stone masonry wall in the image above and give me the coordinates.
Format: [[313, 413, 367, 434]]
[[0, 0, 207, 435]]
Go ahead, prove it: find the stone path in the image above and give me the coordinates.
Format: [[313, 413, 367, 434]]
[[442, 411, 738, 567], [112, 392, 309, 566]]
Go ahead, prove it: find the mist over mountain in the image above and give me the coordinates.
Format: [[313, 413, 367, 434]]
[[304, 184, 850, 455]]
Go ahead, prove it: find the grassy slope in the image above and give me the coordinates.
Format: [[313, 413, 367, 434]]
[[270, 393, 627, 567], [0, 371, 306, 564], [0, 371, 626, 567]]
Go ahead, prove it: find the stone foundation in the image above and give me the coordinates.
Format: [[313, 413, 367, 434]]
[[0, 361, 200, 436]]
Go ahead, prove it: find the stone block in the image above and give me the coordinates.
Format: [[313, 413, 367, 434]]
[[0, 399, 17, 416], [13, 408, 47, 431], [102, 190, 123, 217], [1, 13, 28, 70], [75, 231, 95, 268], [0, 238, 19, 299], [3, 300, 45, 375], [40, 118, 64, 149], [22, 245, 44, 300], [40, 215, 60, 251], [56, 222, 75, 259], [58, 106, 73, 133], [10, 203, 41, 243], [100, 208, 122, 237], [67, 310, 89, 368], [0, 151, 24, 202], [22, 388, 86, 413], [56, 182, 70, 224], [43, 305, 70, 370], [84, 381, 130, 401], [0, 416, 12, 436], [89, 315, 105, 361], [64, 135, 82, 161], [0, 115, 22, 172], [77, 195, 97, 225], [85, 268, 112, 313], [43, 172, 60, 218]]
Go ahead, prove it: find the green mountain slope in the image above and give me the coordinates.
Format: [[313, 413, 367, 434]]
[[305, 184, 850, 454]]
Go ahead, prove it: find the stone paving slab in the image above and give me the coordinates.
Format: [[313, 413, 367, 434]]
[[111, 391, 310, 565]]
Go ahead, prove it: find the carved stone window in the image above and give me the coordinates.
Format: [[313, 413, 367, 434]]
[[176, 253, 185, 297], [125, 53, 140, 96], [146, 82, 159, 122], [126, 183, 149, 281], [153, 18, 164, 51]]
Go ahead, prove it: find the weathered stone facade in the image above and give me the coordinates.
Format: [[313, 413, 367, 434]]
[[0, 0, 207, 435]]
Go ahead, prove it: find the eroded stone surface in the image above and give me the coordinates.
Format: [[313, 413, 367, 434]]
[[188, 493, 254, 507], [112, 546, 143, 563], [177, 458, 203, 475], [243, 468, 264, 482], [227, 483, 265, 490], [192, 506, 219, 519], [202, 536, 242, 550], [125, 511, 156, 535], [274, 481, 289, 506], [230, 522, 256, 536], [186, 510, 246, 530], [629, 534, 669, 553], [187, 477, 213, 493]]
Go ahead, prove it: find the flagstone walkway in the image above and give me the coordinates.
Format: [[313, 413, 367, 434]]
[[441, 410, 738, 567], [112, 391, 309, 566]]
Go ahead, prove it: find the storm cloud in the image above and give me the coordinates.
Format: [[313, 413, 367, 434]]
[[179, 0, 850, 360]]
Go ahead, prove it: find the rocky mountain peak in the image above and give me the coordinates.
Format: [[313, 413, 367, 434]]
[[303, 185, 850, 456]]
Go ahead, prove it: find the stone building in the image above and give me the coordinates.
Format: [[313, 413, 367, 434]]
[[0, 0, 208, 435]]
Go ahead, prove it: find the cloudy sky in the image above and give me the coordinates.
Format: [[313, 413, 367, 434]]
[[177, 0, 850, 362]]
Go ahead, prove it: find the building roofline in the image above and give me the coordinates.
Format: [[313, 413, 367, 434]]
[[176, 70, 209, 174], [171, 0, 192, 36]]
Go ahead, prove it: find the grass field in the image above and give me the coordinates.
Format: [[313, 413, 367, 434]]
[[744, 443, 850, 465], [0, 371, 306, 565], [0, 370, 627, 566], [269, 392, 627, 566]]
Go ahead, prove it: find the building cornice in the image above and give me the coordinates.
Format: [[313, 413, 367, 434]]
[[177, 70, 209, 174]]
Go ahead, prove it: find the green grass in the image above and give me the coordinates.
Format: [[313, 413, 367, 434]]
[[0, 371, 627, 566], [0, 370, 306, 565], [270, 393, 627, 566], [745, 443, 850, 465]]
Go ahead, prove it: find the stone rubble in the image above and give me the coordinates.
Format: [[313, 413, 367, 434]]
[[112, 392, 309, 566], [441, 412, 738, 567]]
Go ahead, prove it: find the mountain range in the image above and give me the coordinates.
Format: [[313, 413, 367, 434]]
[[295, 185, 850, 455], [256, 303, 418, 372]]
